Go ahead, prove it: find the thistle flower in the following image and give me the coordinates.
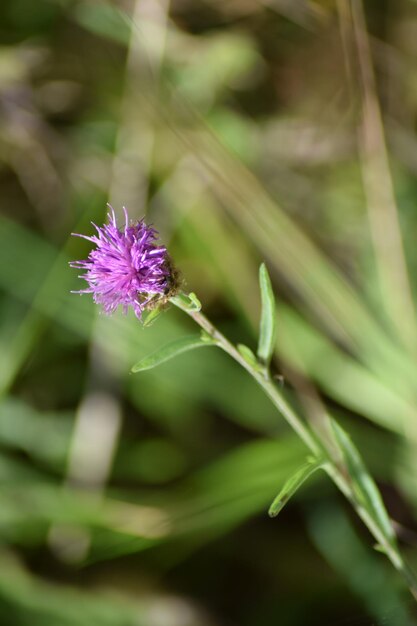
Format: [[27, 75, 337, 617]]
[[70, 207, 176, 319]]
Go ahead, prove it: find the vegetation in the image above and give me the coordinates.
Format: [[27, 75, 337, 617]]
[[2, 1, 417, 624]]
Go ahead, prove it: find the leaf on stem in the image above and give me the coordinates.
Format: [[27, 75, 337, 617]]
[[237, 343, 261, 369], [268, 458, 323, 518], [188, 292, 202, 311], [131, 334, 216, 373], [257, 263, 277, 365], [330, 419, 396, 546]]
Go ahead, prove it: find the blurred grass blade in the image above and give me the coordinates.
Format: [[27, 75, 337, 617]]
[[73, 3, 131, 45], [276, 303, 416, 435], [257, 263, 277, 365], [331, 419, 396, 546], [0, 551, 139, 626], [307, 503, 412, 626], [131, 334, 216, 372], [268, 458, 322, 518]]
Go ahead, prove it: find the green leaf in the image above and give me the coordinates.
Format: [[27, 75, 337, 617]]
[[257, 263, 277, 365], [131, 334, 216, 373], [268, 458, 322, 518], [237, 344, 262, 370], [331, 419, 396, 546], [143, 306, 163, 328], [237, 343, 257, 365], [188, 292, 202, 311]]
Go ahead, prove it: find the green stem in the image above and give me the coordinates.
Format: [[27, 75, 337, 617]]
[[175, 301, 320, 452], [172, 298, 417, 602]]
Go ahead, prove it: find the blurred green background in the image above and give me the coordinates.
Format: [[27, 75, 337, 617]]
[[2, 0, 417, 624]]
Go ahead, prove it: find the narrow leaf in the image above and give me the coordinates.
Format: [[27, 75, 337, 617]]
[[143, 306, 163, 327], [268, 459, 322, 518], [237, 344, 259, 367], [188, 292, 202, 311], [331, 419, 396, 546], [257, 263, 277, 365], [131, 335, 215, 373]]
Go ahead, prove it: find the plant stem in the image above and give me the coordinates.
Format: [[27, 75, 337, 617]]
[[177, 303, 321, 453], [172, 298, 417, 602]]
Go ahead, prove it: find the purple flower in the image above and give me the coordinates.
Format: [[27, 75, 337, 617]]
[[70, 207, 176, 319]]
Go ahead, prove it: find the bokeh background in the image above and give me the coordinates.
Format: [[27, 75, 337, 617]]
[[2, 0, 417, 624]]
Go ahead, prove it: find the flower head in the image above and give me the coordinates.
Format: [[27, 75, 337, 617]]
[[70, 207, 176, 319]]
